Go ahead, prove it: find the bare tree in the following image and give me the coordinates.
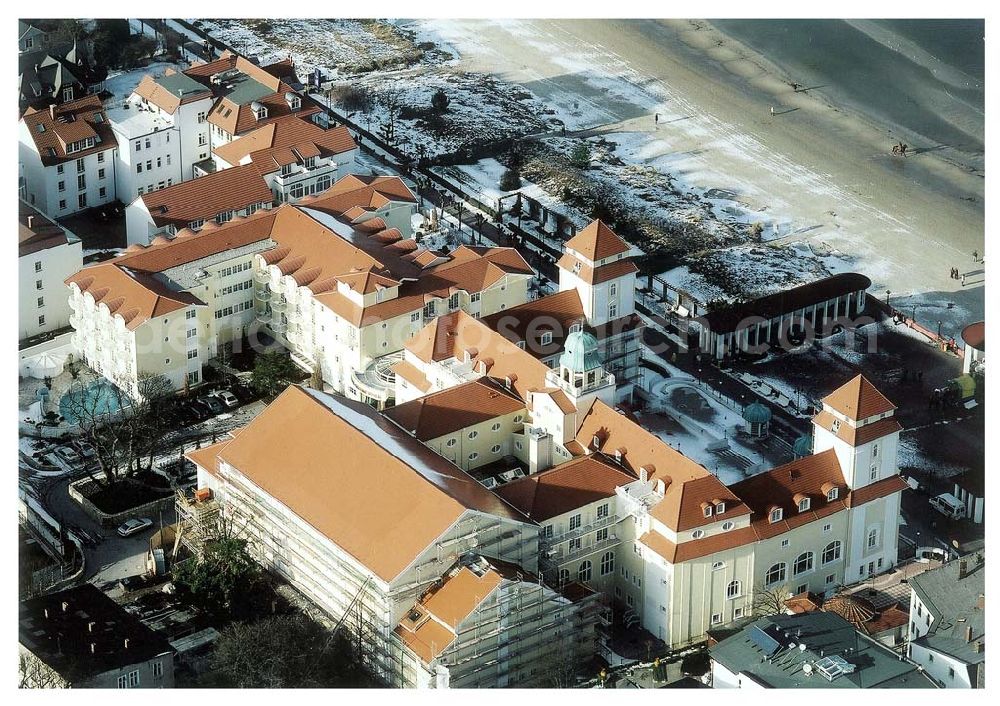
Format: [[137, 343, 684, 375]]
[[18, 651, 66, 688], [751, 582, 790, 617], [65, 372, 174, 488], [376, 85, 406, 146]]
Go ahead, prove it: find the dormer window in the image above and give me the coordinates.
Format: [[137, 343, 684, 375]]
[[254, 104, 268, 120], [280, 164, 293, 177], [540, 331, 553, 345], [797, 497, 811, 512], [769, 507, 783, 524], [286, 93, 301, 110], [703, 505, 713, 518], [714, 501, 726, 515], [827, 487, 839, 501], [831, 419, 841, 432], [303, 156, 316, 169], [614, 448, 623, 463]]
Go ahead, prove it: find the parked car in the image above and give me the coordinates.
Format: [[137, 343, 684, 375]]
[[187, 399, 212, 420], [116, 517, 153, 538], [929, 493, 966, 520], [199, 396, 225, 415], [230, 382, 258, 404], [55, 446, 82, 464], [210, 390, 239, 409]]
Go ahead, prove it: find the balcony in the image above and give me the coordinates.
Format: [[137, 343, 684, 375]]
[[269, 297, 288, 314], [350, 351, 403, 406], [542, 530, 622, 566], [255, 304, 271, 324], [544, 513, 620, 548]]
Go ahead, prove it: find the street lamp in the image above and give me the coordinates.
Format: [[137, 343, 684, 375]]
[[937, 321, 942, 339], [885, 289, 891, 306]]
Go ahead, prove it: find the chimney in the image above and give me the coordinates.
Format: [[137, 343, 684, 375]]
[[90, 643, 96, 654], [639, 467, 648, 483], [965, 625, 974, 643], [27, 215, 34, 229], [49, 104, 56, 120], [974, 640, 984, 654], [43, 608, 49, 619]]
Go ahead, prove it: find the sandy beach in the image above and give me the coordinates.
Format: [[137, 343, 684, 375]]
[[412, 18, 985, 333]]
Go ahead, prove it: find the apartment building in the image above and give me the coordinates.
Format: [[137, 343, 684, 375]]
[[906, 553, 985, 688], [19, 584, 175, 689], [66, 209, 277, 396], [18, 96, 117, 218], [184, 385, 600, 687], [212, 114, 358, 203], [252, 175, 533, 406], [109, 71, 215, 203], [125, 163, 273, 245], [19, 201, 83, 341], [183, 51, 323, 147]]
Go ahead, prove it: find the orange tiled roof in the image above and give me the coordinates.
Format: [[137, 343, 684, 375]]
[[65, 262, 204, 330], [405, 311, 553, 403], [391, 359, 432, 393], [812, 409, 903, 446], [563, 219, 632, 261], [113, 209, 278, 272], [21, 96, 117, 166], [132, 73, 212, 114], [213, 115, 356, 169], [557, 252, 639, 285], [496, 454, 636, 521], [212, 386, 528, 582], [139, 164, 273, 228], [821, 374, 897, 421], [383, 378, 524, 441]]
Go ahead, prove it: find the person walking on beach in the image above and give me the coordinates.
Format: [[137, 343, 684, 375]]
[[770, 106, 775, 117], [655, 113, 659, 125], [973, 250, 979, 262]]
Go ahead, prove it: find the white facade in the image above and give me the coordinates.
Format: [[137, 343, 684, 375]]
[[19, 229, 82, 341], [216, 145, 359, 204], [109, 104, 182, 204], [18, 123, 116, 218]]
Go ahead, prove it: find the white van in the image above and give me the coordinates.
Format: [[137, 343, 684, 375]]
[[929, 493, 966, 520]]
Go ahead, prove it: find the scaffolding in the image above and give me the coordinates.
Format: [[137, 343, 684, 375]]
[[173, 489, 221, 558]]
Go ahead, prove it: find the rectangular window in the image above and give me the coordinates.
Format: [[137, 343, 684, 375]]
[[59, 200, 67, 210], [187, 349, 198, 359], [569, 514, 581, 531], [569, 537, 581, 551], [97, 152, 104, 163], [78, 194, 87, 209], [198, 133, 208, 146], [37, 297, 44, 308], [98, 168, 105, 179], [34, 261, 42, 273], [58, 180, 65, 192], [99, 187, 106, 198], [597, 503, 609, 519], [146, 161, 152, 171], [186, 328, 197, 339], [608, 302, 618, 318], [136, 163, 143, 173], [36, 280, 43, 290], [57, 165, 64, 174], [711, 613, 723, 625], [186, 309, 197, 320], [134, 140, 141, 152], [542, 525, 553, 539], [152, 661, 163, 678], [596, 527, 608, 542], [826, 573, 835, 584], [38, 315, 45, 327], [76, 158, 85, 173]]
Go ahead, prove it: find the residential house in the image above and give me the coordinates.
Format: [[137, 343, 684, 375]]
[[906, 553, 985, 688], [125, 163, 273, 245], [19, 584, 175, 688], [709, 612, 936, 688], [212, 114, 358, 203], [109, 70, 215, 202], [19, 41, 102, 113], [18, 96, 117, 218], [18, 21, 51, 54], [19, 201, 83, 341]]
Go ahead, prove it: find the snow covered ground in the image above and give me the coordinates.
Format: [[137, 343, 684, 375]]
[[103, 61, 185, 105]]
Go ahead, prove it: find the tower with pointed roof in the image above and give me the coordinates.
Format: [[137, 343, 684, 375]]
[[811, 374, 901, 490], [812, 374, 905, 584], [557, 219, 638, 328], [551, 329, 615, 408]]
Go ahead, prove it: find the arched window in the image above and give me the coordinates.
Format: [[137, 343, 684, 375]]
[[558, 568, 570, 584], [765, 563, 786, 587], [491, 444, 501, 453], [726, 580, 742, 599], [822, 541, 842, 565], [867, 527, 880, 549], [793, 552, 814, 576], [600, 551, 615, 576], [578, 561, 592, 583], [468, 430, 478, 440]]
